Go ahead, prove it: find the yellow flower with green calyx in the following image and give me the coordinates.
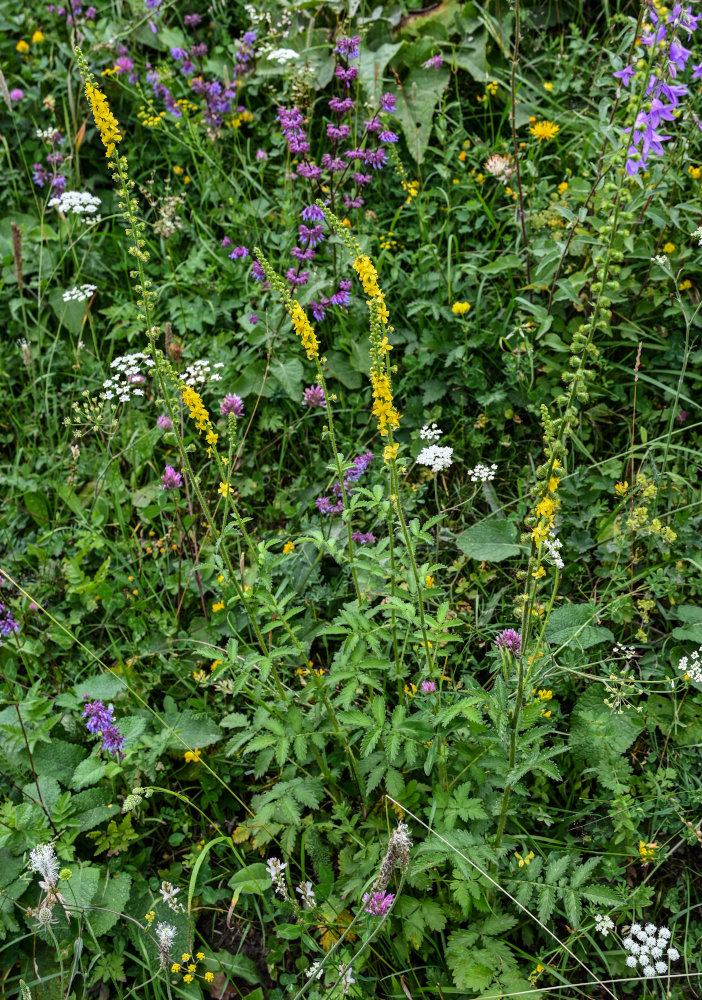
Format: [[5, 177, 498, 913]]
[[84, 80, 123, 157], [529, 120, 559, 142], [283, 541, 295, 554]]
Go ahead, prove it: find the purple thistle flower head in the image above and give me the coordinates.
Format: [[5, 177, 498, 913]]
[[302, 384, 326, 408], [362, 890, 394, 916], [220, 393, 244, 417], [297, 162, 322, 180], [494, 628, 522, 655], [161, 465, 183, 490], [229, 246, 249, 259], [298, 223, 325, 247], [301, 204, 325, 222], [364, 116, 382, 133], [157, 414, 173, 430], [421, 680, 437, 694], [379, 92, 396, 113], [10, 89, 24, 102], [365, 148, 387, 170], [351, 531, 375, 545], [291, 246, 316, 262], [0, 603, 20, 642]]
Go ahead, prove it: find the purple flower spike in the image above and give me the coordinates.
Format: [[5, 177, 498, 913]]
[[424, 55, 443, 69], [82, 697, 115, 734], [351, 531, 376, 545], [362, 891, 394, 916], [302, 385, 326, 408], [494, 628, 522, 655], [379, 92, 396, 113], [301, 204, 325, 222], [161, 465, 183, 490], [0, 603, 20, 642], [220, 394, 244, 417]]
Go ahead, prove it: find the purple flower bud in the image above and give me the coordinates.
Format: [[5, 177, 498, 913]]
[[229, 246, 249, 259], [220, 394, 244, 417]]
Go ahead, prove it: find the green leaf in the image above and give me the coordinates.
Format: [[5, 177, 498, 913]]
[[72, 757, 107, 790], [545, 603, 615, 651], [270, 358, 304, 400], [456, 520, 520, 562], [211, 950, 262, 986], [161, 711, 222, 751], [88, 872, 132, 936], [393, 66, 451, 164], [227, 864, 270, 906]]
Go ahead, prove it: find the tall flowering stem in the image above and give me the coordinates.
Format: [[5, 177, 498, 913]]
[[317, 205, 434, 674], [74, 49, 292, 696], [252, 248, 363, 603]]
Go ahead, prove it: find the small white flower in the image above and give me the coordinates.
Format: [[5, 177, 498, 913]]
[[338, 963, 355, 995], [594, 913, 615, 937], [306, 961, 323, 981], [625, 955, 638, 968], [267, 47, 300, 64], [644, 923, 656, 936], [667, 947, 680, 961], [658, 927, 671, 940], [419, 423, 442, 442], [296, 881, 315, 908], [623, 936, 634, 950], [467, 462, 497, 483], [635, 927, 648, 942], [266, 857, 289, 899], [650, 946, 663, 959], [49, 190, 101, 216], [160, 881, 183, 912], [63, 284, 97, 303], [692, 225, 702, 247], [630, 922, 642, 936], [655, 961, 667, 974], [629, 943, 641, 955], [417, 444, 454, 474], [643, 965, 655, 978], [156, 922, 176, 948], [651, 254, 669, 267]]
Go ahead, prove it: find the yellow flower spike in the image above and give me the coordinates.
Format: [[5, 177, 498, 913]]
[[383, 443, 398, 464], [290, 301, 319, 359], [84, 81, 122, 157], [353, 255, 381, 298]]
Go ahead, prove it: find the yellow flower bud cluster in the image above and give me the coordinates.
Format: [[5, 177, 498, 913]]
[[530, 461, 561, 545], [84, 81, 122, 157]]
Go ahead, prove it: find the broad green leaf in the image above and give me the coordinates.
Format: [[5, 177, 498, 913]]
[[456, 520, 520, 562], [393, 66, 450, 164]]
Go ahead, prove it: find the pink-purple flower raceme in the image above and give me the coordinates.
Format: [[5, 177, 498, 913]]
[[316, 453, 374, 516], [495, 628, 522, 655], [362, 890, 394, 916], [618, 5, 700, 176], [351, 531, 376, 545], [82, 697, 126, 760], [161, 465, 183, 490]]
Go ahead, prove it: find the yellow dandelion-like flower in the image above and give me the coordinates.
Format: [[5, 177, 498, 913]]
[[187, 964, 197, 973], [32, 30, 45, 42], [171, 963, 181, 973], [543, 81, 553, 91], [182, 954, 191, 963], [16, 40, 29, 53], [218, 482, 230, 498], [84, 81, 122, 157], [689, 165, 701, 180], [529, 120, 559, 142], [662, 242, 675, 254]]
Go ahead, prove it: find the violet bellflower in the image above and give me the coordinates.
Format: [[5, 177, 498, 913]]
[[0, 603, 20, 643]]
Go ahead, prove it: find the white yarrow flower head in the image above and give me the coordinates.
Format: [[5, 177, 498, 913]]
[[28, 844, 60, 890], [296, 881, 315, 908], [468, 462, 498, 483], [417, 444, 454, 473], [102, 352, 154, 404], [267, 47, 300, 64], [63, 284, 97, 303], [419, 422, 443, 442], [266, 857, 289, 899], [621, 923, 678, 978], [306, 961, 323, 981], [49, 190, 101, 216]]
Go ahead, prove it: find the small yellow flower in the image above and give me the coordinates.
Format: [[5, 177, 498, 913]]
[[689, 166, 701, 180], [183, 974, 194, 984], [16, 40, 30, 52], [383, 443, 399, 464], [425, 575, 434, 588], [533, 566, 546, 579], [662, 242, 675, 254], [145, 910, 155, 923], [182, 954, 191, 963], [529, 120, 560, 142], [515, 850, 535, 867], [615, 480, 629, 496], [212, 601, 224, 613], [404, 683, 417, 698], [196, 952, 205, 961], [283, 541, 295, 554], [638, 840, 658, 862], [451, 301, 471, 315], [679, 279, 692, 290], [204, 972, 214, 983], [458, 150, 466, 162], [184, 749, 201, 763], [558, 181, 568, 194], [171, 963, 181, 973], [341, 217, 351, 227], [218, 482, 230, 498], [187, 964, 197, 972], [32, 30, 45, 42], [173, 164, 184, 175], [543, 81, 553, 91]]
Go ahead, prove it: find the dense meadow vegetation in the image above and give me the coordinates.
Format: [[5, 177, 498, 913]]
[[1, 0, 702, 997]]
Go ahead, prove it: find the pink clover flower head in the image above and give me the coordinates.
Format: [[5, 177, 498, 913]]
[[362, 890, 395, 916], [10, 89, 24, 102], [157, 414, 173, 430], [302, 385, 326, 408], [161, 465, 183, 490], [221, 236, 231, 246], [424, 54, 443, 69], [495, 628, 521, 655], [220, 393, 244, 417], [256, 148, 268, 161], [421, 680, 436, 694]]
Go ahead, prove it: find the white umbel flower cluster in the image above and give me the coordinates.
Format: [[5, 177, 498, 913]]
[[417, 444, 454, 473], [63, 284, 97, 303], [623, 922, 679, 978], [49, 190, 101, 215], [594, 913, 615, 937], [468, 462, 497, 483], [692, 225, 702, 247], [614, 642, 637, 660], [677, 646, 702, 683], [267, 48, 300, 64], [182, 359, 225, 386], [419, 423, 443, 442], [543, 532, 564, 570], [102, 352, 155, 403]]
